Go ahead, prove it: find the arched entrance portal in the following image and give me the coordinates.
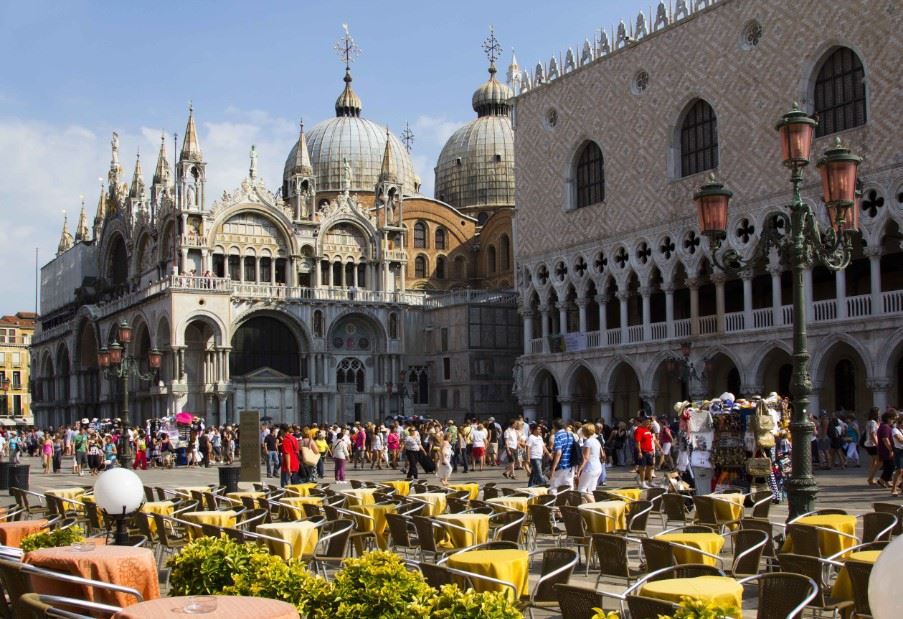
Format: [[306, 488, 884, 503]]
[[231, 315, 305, 425], [570, 366, 598, 421], [760, 348, 792, 398], [535, 370, 560, 422], [654, 360, 687, 420], [817, 341, 869, 415], [706, 352, 740, 396], [610, 362, 640, 422]]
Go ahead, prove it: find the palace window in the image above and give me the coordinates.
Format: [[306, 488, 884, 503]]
[[413, 222, 427, 248], [436, 256, 446, 279], [680, 99, 718, 177], [814, 47, 866, 137], [435, 227, 447, 250], [243, 256, 256, 281], [575, 142, 604, 208], [500, 235, 511, 271], [487, 246, 497, 273]]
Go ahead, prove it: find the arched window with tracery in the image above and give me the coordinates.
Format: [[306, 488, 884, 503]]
[[415, 255, 427, 278], [814, 47, 866, 137], [336, 357, 365, 393], [680, 99, 718, 177], [575, 142, 604, 208], [435, 227, 447, 250], [413, 221, 427, 248]]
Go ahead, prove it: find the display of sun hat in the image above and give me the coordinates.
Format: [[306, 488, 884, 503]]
[[81, 418, 89, 424], [718, 392, 735, 408]]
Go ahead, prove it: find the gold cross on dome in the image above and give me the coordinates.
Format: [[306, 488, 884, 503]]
[[335, 23, 361, 70]]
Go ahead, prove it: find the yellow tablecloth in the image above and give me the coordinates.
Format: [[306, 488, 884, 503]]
[[783, 514, 858, 557], [516, 487, 548, 496], [486, 497, 530, 513], [279, 497, 323, 520], [711, 493, 745, 528], [657, 532, 725, 566], [343, 489, 376, 506], [577, 500, 627, 533], [226, 491, 266, 505], [640, 576, 743, 609], [347, 503, 397, 549], [831, 550, 881, 602], [173, 486, 214, 497], [609, 488, 643, 501], [409, 492, 447, 516], [284, 483, 318, 497], [44, 487, 87, 500], [447, 549, 529, 598], [256, 521, 319, 560], [140, 501, 175, 535], [449, 483, 480, 501], [384, 480, 411, 497], [435, 513, 490, 548], [182, 510, 237, 540]]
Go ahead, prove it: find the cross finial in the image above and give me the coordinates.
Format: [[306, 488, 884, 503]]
[[482, 25, 502, 64], [401, 122, 415, 154], [335, 23, 361, 70]]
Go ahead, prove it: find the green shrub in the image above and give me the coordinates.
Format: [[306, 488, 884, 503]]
[[223, 554, 334, 618], [330, 551, 434, 619], [167, 536, 269, 596], [670, 597, 740, 619], [429, 584, 523, 619], [20, 526, 85, 553]]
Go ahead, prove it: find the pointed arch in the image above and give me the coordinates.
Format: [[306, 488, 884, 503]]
[[677, 98, 718, 177]]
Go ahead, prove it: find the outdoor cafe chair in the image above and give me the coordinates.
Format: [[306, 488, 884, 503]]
[[872, 502, 903, 536], [518, 547, 578, 619], [527, 503, 562, 549], [860, 511, 896, 544], [590, 533, 644, 588], [311, 519, 354, 578], [738, 572, 818, 619], [777, 552, 852, 618], [555, 583, 607, 619], [15, 592, 123, 619]]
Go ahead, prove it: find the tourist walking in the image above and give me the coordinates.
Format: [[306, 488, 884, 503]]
[[526, 423, 549, 487], [865, 408, 881, 485], [332, 430, 350, 482], [876, 410, 896, 488], [576, 423, 603, 499], [549, 419, 575, 493], [436, 431, 452, 485], [404, 426, 422, 480]]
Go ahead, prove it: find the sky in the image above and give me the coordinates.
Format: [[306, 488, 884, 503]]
[[0, 0, 651, 315]]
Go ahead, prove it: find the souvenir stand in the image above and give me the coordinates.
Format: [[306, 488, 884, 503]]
[[676, 392, 788, 496]]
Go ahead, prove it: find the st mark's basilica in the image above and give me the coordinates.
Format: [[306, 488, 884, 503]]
[[31, 28, 521, 428]]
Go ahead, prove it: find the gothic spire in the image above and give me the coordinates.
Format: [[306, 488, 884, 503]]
[[75, 198, 90, 242], [179, 103, 203, 162], [94, 180, 107, 226], [129, 151, 145, 198], [57, 211, 73, 256], [153, 133, 172, 186], [379, 127, 397, 183], [290, 121, 313, 175]]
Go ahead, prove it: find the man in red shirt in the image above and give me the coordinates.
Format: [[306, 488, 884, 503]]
[[280, 424, 300, 486], [634, 416, 655, 488]]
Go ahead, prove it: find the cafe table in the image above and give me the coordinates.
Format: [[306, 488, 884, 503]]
[[112, 595, 300, 619], [256, 521, 320, 560], [0, 519, 48, 547], [173, 486, 215, 497], [408, 492, 447, 516], [182, 510, 238, 539], [279, 496, 323, 520], [639, 575, 743, 609], [384, 480, 411, 497], [447, 548, 529, 598], [284, 483, 318, 497], [342, 488, 376, 506], [577, 500, 627, 533], [347, 503, 397, 549], [831, 550, 881, 603], [608, 488, 644, 501], [449, 483, 480, 500], [711, 493, 746, 528], [226, 491, 266, 503], [515, 487, 549, 499], [783, 514, 858, 557], [486, 496, 530, 513], [25, 544, 160, 608], [656, 532, 725, 566], [435, 513, 490, 549], [44, 487, 87, 501]]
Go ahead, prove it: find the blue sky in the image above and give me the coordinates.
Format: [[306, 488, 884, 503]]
[[0, 0, 649, 313]]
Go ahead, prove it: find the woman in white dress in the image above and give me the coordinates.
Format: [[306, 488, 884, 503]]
[[436, 431, 453, 485], [576, 423, 603, 498]]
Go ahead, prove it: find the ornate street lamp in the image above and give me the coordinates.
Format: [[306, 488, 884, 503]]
[[96, 320, 161, 469], [666, 342, 708, 385], [694, 103, 861, 518]]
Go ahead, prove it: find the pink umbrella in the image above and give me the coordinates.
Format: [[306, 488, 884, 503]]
[[175, 412, 194, 425]]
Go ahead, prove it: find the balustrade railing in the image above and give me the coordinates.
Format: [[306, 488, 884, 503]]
[[606, 328, 621, 346], [586, 331, 601, 348], [531, 338, 544, 353], [724, 311, 744, 333], [846, 294, 870, 318], [752, 307, 773, 329], [699, 315, 718, 335], [813, 299, 836, 322], [650, 322, 668, 340], [883, 290, 903, 314], [673, 319, 691, 338], [627, 325, 643, 343]]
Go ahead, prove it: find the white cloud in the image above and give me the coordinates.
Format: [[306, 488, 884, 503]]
[[414, 114, 466, 148]]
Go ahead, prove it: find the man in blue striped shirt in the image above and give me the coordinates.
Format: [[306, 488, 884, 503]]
[[550, 419, 575, 493]]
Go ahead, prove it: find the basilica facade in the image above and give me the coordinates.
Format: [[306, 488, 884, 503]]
[[31, 48, 520, 428], [511, 0, 903, 423]]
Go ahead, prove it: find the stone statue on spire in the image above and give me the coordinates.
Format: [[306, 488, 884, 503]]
[[342, 158, 352, 196], [249, 144, 258, 179]]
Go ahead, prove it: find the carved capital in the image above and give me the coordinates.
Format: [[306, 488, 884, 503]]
[[639, 286, 654, 297], [863, 246, 882, 259], [686, 277, 701, 290], [595, 293, 610, 304], [616, 290, 631, 302], [575, 298, 589, 307], [867, 378, 891, 392]]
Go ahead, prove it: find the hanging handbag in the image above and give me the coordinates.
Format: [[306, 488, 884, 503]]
[[300, 441, 320, 467], [746, 456, 772, 477]]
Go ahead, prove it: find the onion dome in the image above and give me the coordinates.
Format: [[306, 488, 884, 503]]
[[471, 62, 513, 117]]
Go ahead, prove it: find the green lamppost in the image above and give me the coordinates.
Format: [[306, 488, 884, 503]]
[[694, 104, 862, 518], [97, 320, 162, 470]]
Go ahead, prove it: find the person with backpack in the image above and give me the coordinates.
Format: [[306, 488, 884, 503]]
[[827, 413, 847, 469], [549, 419, 576, 493]]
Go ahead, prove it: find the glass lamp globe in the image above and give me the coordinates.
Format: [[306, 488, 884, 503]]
[[868, 534, 903, 618], [93, 468, 145, 516]]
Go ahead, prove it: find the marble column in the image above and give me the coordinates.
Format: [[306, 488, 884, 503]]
[[664, 284, 675, 339], [687, 277, 700, 336], [868, 379, 890, 411], [866, 247, 882, 314], [557, 302, 568, 335], [713, 273, 726, 333], [577, 299, 588, 334], [835, 268, 847, 319], [539, 304, 551, 352], [522, 310, 535, 354], [769, 265, 783, 326], [617, 290, 629, 343], [640, 286, 652, 341], [741, 269, 753, 331], [557, 396, 573, 422], [596, 294, 608, 337], [598, 394, 613, 425]]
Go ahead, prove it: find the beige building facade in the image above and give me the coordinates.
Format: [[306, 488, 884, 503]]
[[0, 312, 35, 420], [511, 0, 903, 422]]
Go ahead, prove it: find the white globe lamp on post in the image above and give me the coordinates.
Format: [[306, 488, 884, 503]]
[[93, 468, 145, 545], [868, 534, 903, 618]]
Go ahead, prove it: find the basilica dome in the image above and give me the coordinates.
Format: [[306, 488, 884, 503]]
[[283, 71, 417, 195], [434, 62, 515, 211]]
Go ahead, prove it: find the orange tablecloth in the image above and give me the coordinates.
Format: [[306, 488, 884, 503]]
[[112, 595, 299, 619], [25, 544, 160, 608], [0, 519, 47, 548]]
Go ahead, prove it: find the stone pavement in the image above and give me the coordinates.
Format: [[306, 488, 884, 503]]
[[16, 455, 898, 617]]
